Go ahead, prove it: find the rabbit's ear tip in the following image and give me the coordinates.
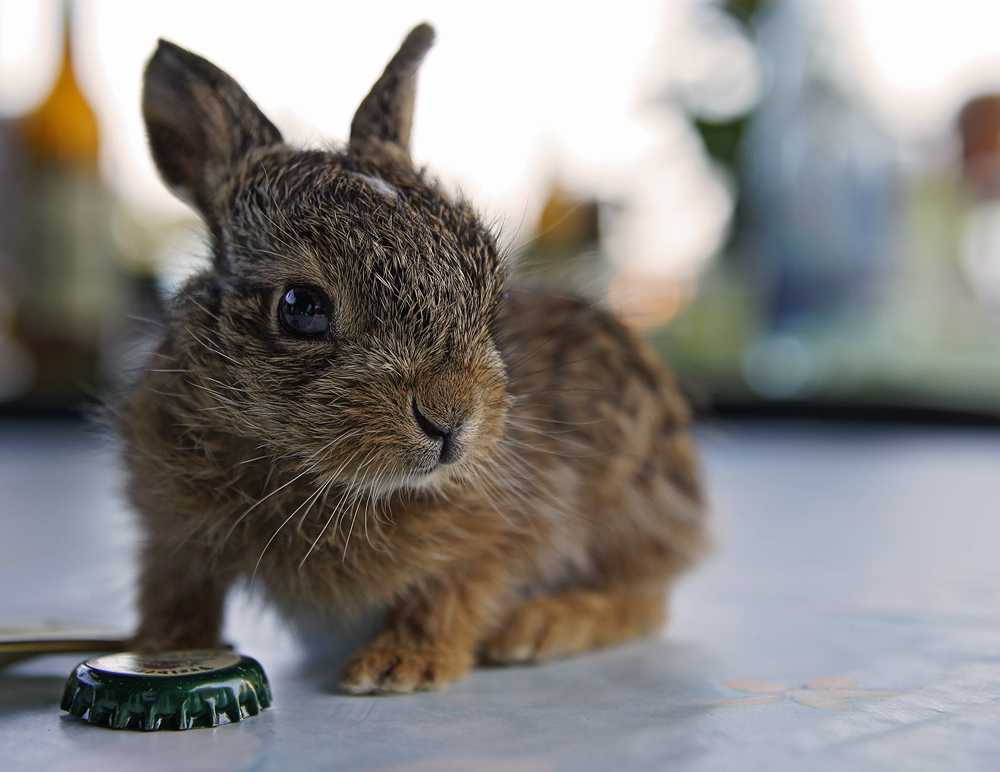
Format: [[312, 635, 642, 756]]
[[397, 23, 435, 62], [147, 39, 191, 75], [408, 22, 436, 46], [151, 39, 180, 59]]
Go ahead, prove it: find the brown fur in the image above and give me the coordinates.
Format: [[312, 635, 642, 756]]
[[119, 24, 709, 694]]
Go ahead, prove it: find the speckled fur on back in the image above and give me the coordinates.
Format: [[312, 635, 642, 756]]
[[120, 23, 709, 694]]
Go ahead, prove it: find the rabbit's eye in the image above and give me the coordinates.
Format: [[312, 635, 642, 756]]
[[278, 286, 330, 337]]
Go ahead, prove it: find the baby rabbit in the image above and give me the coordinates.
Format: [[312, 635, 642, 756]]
[[121, 23, 708, 694]]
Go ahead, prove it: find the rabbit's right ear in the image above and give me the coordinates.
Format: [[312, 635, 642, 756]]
[[142, 40, 282, 219], [349, 23, 435, 159]]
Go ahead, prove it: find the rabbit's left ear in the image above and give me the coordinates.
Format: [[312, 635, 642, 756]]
[[142, 40, 283, 219], [350, 23, 435, 158]]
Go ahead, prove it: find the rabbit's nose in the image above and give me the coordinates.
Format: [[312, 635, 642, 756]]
[[411, 396, 465, 465]]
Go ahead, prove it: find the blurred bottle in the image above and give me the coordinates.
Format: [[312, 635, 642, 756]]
[[516, 180, 610, 299], [958, 94, 1000, 313], [737, 1, 897, 398], [743, 2, 896, 333], [0, 117, 33, 402], [10, 2, 122, 409]]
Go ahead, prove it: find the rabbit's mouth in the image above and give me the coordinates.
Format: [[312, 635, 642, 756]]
[[358, 462, 455, 498], [400, 449, 466, 492], [413, 461, 441, 476], [394, 436, 493, 495]]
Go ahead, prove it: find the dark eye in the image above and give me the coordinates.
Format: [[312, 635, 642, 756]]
[[278, 286, 330, 337]]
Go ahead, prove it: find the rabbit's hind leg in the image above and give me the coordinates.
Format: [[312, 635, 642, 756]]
[[479, 584, 667, 665]]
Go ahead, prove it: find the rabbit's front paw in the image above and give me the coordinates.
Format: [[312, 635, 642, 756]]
[[339, 641, 474, 694]]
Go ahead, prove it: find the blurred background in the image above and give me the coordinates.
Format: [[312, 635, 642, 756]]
[[3, 0, 1000, 421]]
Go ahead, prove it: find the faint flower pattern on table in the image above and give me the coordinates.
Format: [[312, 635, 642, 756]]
[[712, 675, 905, 711]]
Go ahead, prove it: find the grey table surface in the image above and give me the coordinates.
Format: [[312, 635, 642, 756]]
[[1, 418, 999, 771]]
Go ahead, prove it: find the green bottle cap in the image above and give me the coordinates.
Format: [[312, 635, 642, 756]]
[[60, 649, 272, 731]]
